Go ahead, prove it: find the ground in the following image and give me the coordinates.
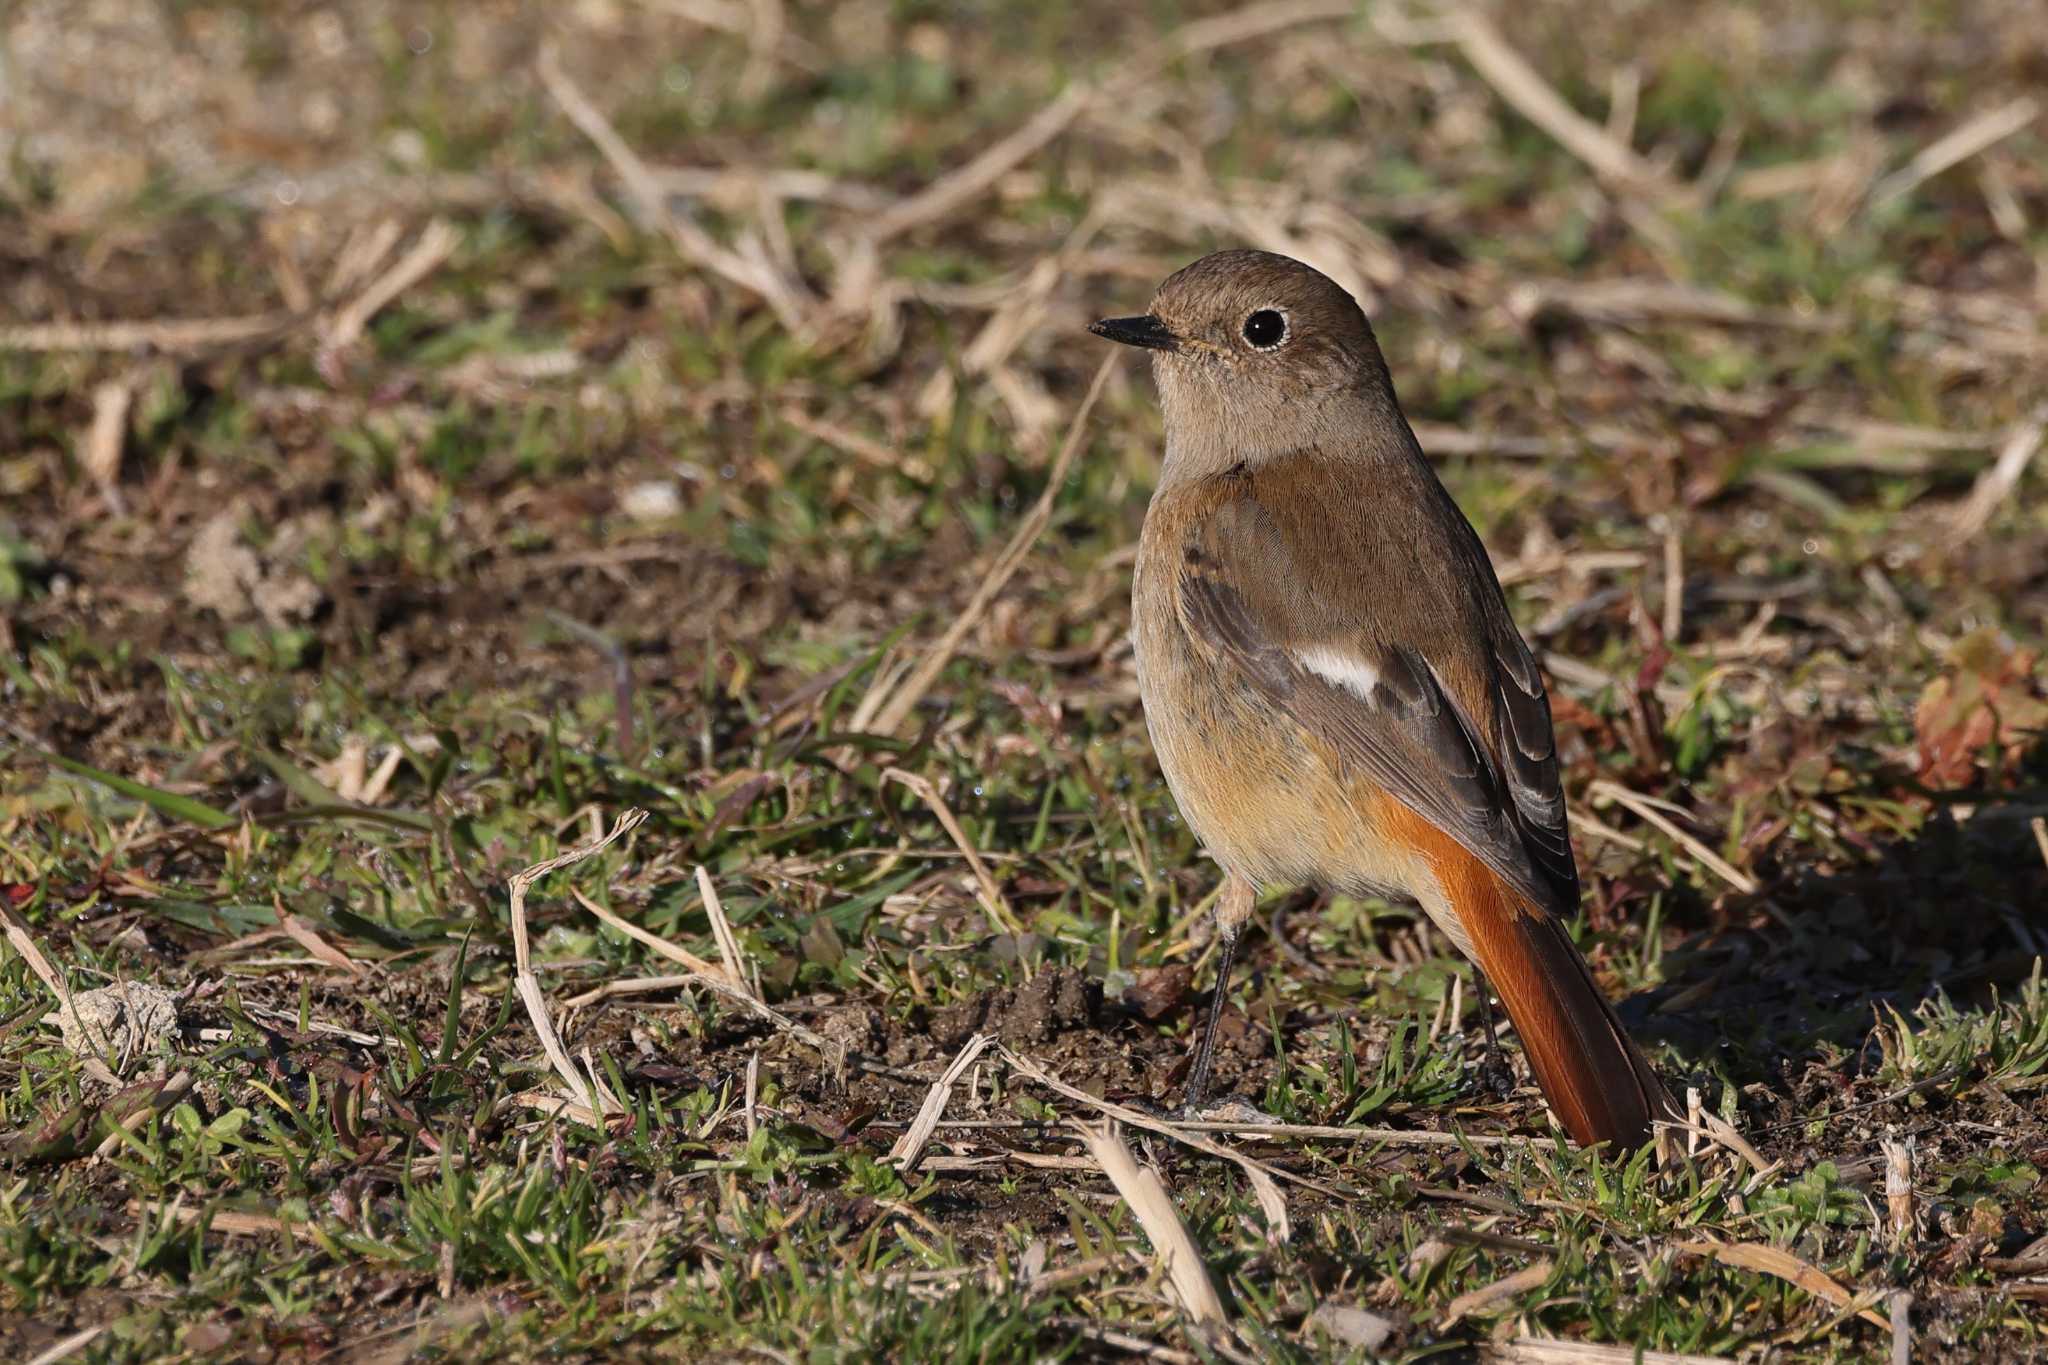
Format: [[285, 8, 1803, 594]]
[[3, 1, 2048, 1361]]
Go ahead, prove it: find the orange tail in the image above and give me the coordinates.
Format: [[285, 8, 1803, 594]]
[[1472, 889, 1674, 1149], [1399, 815, 1675, 1149]]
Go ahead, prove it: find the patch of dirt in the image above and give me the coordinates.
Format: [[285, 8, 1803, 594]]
[[815, 1002, 884, 1056], [928, 965, 1102, 1047], [183, 506, 326, 628], [51, 981, 181, 1064]]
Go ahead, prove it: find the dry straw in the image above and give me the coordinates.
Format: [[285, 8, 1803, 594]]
[[1072, 1120, 1229, 1330], [506, 807, 648, 1119]]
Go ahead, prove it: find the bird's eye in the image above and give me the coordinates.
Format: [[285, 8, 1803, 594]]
[[1241, 309, 1287, 349]]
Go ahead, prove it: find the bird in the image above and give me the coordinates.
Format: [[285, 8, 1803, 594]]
[[1090, 249, 1675, 1150]]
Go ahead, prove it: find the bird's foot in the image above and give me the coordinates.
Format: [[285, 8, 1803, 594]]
[[1473, 1051, 1517, 1100]]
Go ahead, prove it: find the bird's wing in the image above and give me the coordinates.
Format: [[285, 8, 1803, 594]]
[[1481, 607, 1578, 911], [1173, 475, 1577, 918]]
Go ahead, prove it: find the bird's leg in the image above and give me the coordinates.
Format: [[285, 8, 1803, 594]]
[[1181, 929, 1236, 1112], [1472, 975, 1516, 1099], [1184, 874, 1255, 1114]]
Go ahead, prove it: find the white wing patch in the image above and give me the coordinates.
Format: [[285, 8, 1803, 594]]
[[1293, 644, 1380, 701]]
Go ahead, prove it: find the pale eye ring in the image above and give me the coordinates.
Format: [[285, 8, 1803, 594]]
[[1241, 308, 1287, 349]]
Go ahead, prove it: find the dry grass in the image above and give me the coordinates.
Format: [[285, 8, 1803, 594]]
[[2, 1, 2047, 1360]]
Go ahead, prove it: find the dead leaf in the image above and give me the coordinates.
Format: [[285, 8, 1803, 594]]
[[278, 910, 367, 978], [1914, 628, 2047, 789], [1676, 1239, 1889, 1329], [1124, 963, 1193, 1021], [1442, 1259, 1553, 1328]]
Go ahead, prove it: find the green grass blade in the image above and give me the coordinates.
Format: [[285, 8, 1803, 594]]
[[43, 752, 237, 830]]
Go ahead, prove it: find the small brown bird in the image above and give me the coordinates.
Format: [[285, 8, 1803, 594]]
[[1091, 250, 1675, 1149]]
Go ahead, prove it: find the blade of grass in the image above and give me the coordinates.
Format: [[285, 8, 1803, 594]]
[[42, 752, 236, 830]]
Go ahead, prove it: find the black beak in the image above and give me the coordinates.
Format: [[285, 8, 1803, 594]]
[[1089, 314, 1180, 352]]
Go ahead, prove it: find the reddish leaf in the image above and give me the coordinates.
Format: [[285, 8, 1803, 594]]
[[1914, 629, 2048, 789], [1123, 963, 1193, 1021]]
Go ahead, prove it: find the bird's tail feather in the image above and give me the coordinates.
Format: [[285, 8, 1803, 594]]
[[1390, 806, 1675, 1149], [1474, 894, 1675, 1150]]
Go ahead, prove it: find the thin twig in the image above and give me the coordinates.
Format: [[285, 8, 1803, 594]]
[[1748, 1065, 1964, 1135], [1048, 1320, 1198, 1365], [863, 85, 1094, 244], [782, 406, 934, 481], [1002, 1047, 1341, 1194], [92, 1070, 195, 1159], [24, 1325, 108, 1365], [1978, 161, 2029, 240], [1665, 1108, 1773, 1178], [859, 0, 1354, 246], [507, 808, 648, 1117], [869, 351, 1117, 735], [1661, 520, 1684, 643], [641, 0, 826, 75], [562, 973, 699, 1008], [537, 41, 814, 334], [508, 1089, 606, 1127], [1432, 8, 1688, 208], [1481, 1340, 1736, 1365], [695, 866, 757, 999], [1869, 96, 2041, 209], [922, 1152, 1104, 1175], [1587, 779, 1758, 895], [883, 1114, 1519, 1148], [323, 219, 462, 349], [1941, 404, 2047, 549], [323, 218, 405, 299], [1442, 1259, 1553, 1329], [0, 315, 289, 353], [566, 881, 935, 1084], [82, 377, 136, 515], [744, 1049, 761, 1140], [882, 768, 1023, 939], [570, 890, 724, 979], [1508, 277, 1834, 332], [890, 1033, 994, 1172]]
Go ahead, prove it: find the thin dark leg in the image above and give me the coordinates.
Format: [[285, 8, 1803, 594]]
[[1182, 926, 1240, 1114], [1472, 976, 1514, 1098], [1474, 977, 1498, 1052]]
